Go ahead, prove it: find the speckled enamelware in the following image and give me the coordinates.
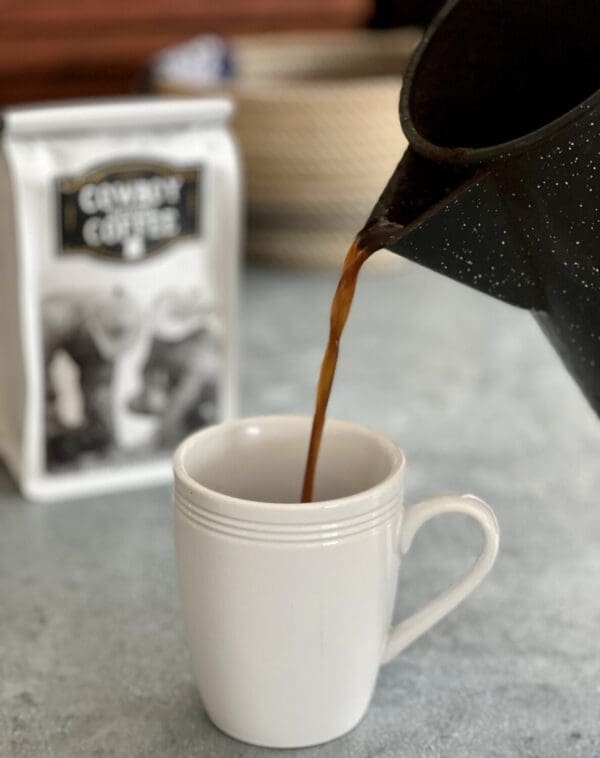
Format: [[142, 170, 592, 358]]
[[363, 0, 600, 414]]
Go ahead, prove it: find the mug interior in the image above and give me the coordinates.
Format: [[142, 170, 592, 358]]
[[178, 416, 402, 504]]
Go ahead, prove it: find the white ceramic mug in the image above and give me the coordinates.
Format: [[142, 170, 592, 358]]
[[172, 416, 499, 748]]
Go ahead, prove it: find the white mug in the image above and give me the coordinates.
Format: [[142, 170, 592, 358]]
[[172, 416, 499, 749]]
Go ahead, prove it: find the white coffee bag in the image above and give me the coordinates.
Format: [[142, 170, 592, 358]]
[[0, 98, 240, 501]]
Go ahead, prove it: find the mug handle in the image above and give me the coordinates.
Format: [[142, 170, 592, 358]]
[[382, 494, 499, 664]]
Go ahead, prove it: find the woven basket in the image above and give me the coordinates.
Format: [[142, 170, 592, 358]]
[[153, 29, 420, 268]]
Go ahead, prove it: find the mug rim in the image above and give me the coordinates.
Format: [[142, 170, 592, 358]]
[[172, 415, 405, 526]]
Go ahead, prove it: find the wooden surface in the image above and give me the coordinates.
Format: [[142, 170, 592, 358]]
[[0, 0, 372, 105]]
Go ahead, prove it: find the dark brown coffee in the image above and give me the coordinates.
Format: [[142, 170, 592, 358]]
[[300, 220, 402, 503], [300, 239, 372, 502]]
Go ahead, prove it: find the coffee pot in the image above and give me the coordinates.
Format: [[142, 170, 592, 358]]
[[362, 0, 600, 414]]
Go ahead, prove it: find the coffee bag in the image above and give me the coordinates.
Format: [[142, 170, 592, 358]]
[[0, 98, 240, 500]]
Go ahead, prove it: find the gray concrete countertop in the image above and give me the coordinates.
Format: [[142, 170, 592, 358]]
[[1, 261, 599, 757]]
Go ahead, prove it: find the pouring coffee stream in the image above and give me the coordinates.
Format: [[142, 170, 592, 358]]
[[302, 0, 600, 501], [301, 233, 388, 503]]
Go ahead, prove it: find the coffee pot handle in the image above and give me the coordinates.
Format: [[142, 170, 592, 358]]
[[382, 494, 499, 664]]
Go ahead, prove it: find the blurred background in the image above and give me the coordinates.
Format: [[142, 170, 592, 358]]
[[1, 0, 444, 267], [1, 0, 442, 104]]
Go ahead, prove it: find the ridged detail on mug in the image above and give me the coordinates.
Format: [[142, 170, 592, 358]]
[[173, 489, 400, 544]]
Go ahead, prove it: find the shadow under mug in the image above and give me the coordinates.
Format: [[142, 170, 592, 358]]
[[172, 415, 499, 748]]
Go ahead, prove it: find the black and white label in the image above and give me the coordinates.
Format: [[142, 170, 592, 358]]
[[56, 160, 201, 261]]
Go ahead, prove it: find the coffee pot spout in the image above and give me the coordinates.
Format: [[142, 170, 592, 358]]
[[359, 0, 600, 415], [360, 147, 546, 311]]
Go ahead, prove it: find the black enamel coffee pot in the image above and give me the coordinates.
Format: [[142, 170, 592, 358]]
[[362, 0, 600, 414]]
